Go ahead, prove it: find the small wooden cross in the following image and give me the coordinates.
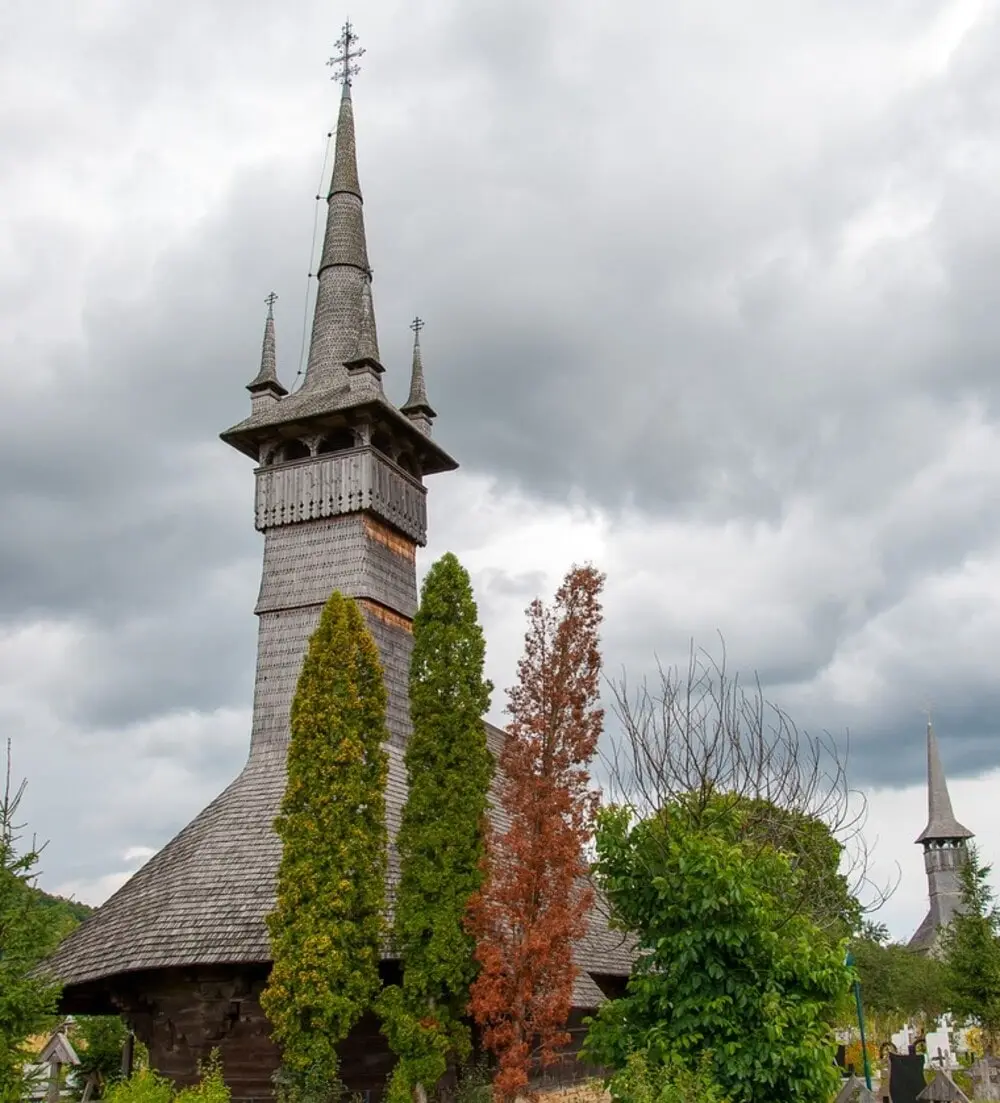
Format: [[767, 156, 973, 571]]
[[327, 20, 365, 85]]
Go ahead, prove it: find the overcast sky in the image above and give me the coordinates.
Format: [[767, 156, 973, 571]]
[[3, 0, 1000, 942]]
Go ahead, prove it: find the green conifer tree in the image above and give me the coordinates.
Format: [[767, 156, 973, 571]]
[[942, 845, 1000, 1054], [260, 592, 389, 1103], [378, 554, 493, 1103], [0, 742, 61, 1103]]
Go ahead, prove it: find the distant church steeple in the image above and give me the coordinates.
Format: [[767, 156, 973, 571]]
[[908, 721, 974, 953]]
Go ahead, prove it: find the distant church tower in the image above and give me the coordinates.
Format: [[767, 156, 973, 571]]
[[907, 722, 974, 954]]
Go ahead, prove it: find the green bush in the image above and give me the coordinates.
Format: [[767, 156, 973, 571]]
[[102, 1070, 174, 1103], [174, 1052, 230, 1103], [103, 1052, 229, 1103], [609, 1050, 732, 1103]]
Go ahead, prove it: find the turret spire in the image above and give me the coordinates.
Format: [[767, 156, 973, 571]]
[[916, 721, 973, 843], [302, 22, 373, 393], [401, 316, 436, 435], [247, 292, 288, 398]]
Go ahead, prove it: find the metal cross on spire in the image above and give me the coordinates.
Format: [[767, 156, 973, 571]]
[[265, 291, 278, 319], [327, 20, 365, 86], [410, 315, 425, 339]]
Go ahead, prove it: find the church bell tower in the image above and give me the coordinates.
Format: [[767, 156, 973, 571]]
[[221, 22, 456, 759]]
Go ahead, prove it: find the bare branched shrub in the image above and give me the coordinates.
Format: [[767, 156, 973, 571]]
[[601, 641, 895, 932]]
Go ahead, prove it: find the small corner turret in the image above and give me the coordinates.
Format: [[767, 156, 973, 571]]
[[400, 316, 436, 436], [246, 292, 288, 410]]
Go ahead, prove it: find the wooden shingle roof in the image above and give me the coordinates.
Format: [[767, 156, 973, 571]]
[[44, 723, 632, 1000]]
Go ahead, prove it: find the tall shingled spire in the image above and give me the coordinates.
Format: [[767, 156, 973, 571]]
[[247, 292, 288, 399], [401, 316, 436, 434], [302, 22, 373, 393], [916, 721, 973, 843]]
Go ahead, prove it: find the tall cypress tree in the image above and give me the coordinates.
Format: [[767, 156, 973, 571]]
[[379, 553, 493, 1103], [261, 592, 389, 1103]]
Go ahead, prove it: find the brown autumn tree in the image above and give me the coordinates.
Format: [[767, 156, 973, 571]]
[[467, 564, 605, 1102]]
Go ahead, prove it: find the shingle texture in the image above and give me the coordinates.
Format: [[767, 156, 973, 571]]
[[45, 717, 632, 988]]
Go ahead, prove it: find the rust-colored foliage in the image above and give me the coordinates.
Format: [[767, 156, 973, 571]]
[[467, 565, 605, 1102]]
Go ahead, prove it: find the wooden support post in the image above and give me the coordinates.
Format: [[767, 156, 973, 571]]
[[121, 1032, 135, 1079]]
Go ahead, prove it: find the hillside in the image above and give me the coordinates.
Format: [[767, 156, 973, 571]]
[[35, 887, 96, 942]]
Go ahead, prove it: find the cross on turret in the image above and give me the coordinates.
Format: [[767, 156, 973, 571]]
[[264, 291, 278, 319], [327, 20, 365, 86]]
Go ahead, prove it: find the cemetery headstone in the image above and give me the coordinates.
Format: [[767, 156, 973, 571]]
[[890, 1053, 928, 1103], [969, 1057, 1000, 1102]]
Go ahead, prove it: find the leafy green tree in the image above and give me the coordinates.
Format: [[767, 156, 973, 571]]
[[0, 741, 62, 1103], [583, 798, 852, 1103], [378, 554, 493, 1103], [725, 798, 861, 942], [942, 845, 1000, 1053], [260, 593, 389, 1103], [72, 1016, 131, 1099], [848, 923, 948, 1038]]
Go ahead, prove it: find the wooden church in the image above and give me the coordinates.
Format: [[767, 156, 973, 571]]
[[44, 24, 631, 1102]]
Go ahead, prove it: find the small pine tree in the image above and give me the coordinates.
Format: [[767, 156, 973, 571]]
[[260, 593, 390, 1103], [468, 565, 606, 1102], [0, 741, 61, 1103], [378, 554, 493, 1103], [942, 845, 1000, 1054]]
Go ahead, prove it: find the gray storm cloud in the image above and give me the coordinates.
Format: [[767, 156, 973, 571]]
[[2, 0, 999, 932]]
